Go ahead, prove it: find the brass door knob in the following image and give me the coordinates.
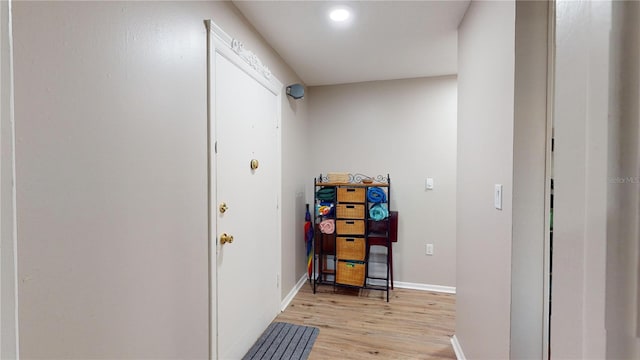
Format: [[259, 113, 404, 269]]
[[220, 233, 234, 245], [219, 202, 229, 214]]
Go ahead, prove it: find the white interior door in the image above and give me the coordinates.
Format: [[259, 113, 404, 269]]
[[207, 21, 282, 360]]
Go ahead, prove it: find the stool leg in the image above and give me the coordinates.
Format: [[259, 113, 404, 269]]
[[389, 244, 394, 290]]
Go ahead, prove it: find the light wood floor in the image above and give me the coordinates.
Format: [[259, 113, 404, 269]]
[[274, 283, 456, 359]]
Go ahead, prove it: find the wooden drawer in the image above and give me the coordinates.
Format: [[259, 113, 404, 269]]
[[336, 204, 365, 219], [337, 187, 365, 203], [336, 260, 365, 287], [336, 220, 365, 235], [336, 237, 366, 261]]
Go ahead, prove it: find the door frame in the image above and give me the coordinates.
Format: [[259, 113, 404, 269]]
[[1, 0, 19, 357], [542, 1, 555, 358], [205, 20, 283, 359]]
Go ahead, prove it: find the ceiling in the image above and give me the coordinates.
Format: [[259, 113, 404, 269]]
[[233, 1, 470, 86]]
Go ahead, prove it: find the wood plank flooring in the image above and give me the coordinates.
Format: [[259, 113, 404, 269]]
[[274, 284, 456, 359]]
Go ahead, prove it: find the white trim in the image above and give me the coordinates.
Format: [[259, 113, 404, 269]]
[[280, 274, 308, 312], [274, 56, 283, 323], [1, 0, 19, 358], [450, 335, 467, 360], [394, 281, 456, 294], [9, 0, 19, 353], [305, 277, 455, 295], [209, 22, 272, 81], [207, 20, 282, 95], [206, 20, 216, 360]]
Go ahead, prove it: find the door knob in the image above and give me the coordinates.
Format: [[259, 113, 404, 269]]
[[219, 202, 229, 214], [220, 233, 234, 245]]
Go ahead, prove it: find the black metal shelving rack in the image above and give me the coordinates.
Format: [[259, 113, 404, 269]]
[[312, 173, 391, 302]]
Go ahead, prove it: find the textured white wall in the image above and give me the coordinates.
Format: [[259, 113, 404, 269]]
[[308, 76, 457, 287], [510, 1, 549, 358], [11, 1, 308, 358], [552, 1, 610, 357], [606, 0, 640, 358], [456, 1, 515, 358]]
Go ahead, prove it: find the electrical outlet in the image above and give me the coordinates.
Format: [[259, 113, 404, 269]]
[[426, 243, 434, 255]]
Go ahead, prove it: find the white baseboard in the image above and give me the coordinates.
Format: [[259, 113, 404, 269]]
[[279, 277, 454, 310], [280, 273, 308, 311], [393, 281, 456, 294], [451, 335, 466, 360]]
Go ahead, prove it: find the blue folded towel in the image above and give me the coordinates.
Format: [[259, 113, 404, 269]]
[[367, 187, 387, 203], [369, 203, 389, 221]]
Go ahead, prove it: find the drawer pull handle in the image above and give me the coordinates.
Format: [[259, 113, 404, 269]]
[[346, 189, 355, 192], [346, 221, 355, 225], [346, 238, 355, 242], [346, 205, 355, 209]]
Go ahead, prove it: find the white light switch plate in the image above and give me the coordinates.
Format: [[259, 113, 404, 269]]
[[426, 244, 434, 255], [494, 184, 503, 210], [426, 178, 434, 190]]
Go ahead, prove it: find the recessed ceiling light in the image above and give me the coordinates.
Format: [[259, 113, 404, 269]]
[[329, 8, 351, 22]]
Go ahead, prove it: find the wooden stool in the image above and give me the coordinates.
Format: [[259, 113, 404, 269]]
[[367, 211, 398, 289]]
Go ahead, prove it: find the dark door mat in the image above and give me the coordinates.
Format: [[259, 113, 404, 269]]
[[242, 322, 320, 360]]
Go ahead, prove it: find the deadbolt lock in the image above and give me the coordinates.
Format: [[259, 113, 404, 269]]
[[219, 202, 228, 214], [220, 233, 234, 245], [250, 159, 259, 170]]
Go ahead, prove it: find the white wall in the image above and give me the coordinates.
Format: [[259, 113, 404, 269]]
[[606, 0, 640, 358], [456, 1, 515, 358], [1, 0, 18, 358], [11, 1, 308, 358], [551, 0, 610, 357], [308, 76, 457, 287], [510, 1, 548, 359], [458, 1, 640, 358]]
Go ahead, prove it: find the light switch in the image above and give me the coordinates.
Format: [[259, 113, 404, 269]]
[[494, 184, 503, 210], [426, 178, 434, 190]]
